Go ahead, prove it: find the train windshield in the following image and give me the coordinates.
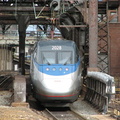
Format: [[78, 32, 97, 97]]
[[58, 52, 72, 64], [42, 52, 56, 65], [41, 51, 73, 65]]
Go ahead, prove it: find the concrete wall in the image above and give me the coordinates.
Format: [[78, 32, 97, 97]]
[[0, 46, 13, 71], [109, 23, 120, 76]]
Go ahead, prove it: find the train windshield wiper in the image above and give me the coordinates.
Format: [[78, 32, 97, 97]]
[[43, 56, 51, 65], [63, 57, 71, 65], [45, 58, 51, 65], [47, 61, 51, 65]]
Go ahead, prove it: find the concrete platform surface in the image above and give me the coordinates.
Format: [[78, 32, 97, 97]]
[[71, 97, 116, 120], [0, 106, 48, 120]]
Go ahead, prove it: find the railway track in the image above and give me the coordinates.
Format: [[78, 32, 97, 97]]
[[0, 75, 13, 90], [28, 87, 87, 120], [43, 108, 87, 120], [28, 97, 87, 120]]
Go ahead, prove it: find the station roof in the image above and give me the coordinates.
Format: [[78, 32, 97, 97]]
[[0, 0, 119, 25], [98, 0, 119, 14]]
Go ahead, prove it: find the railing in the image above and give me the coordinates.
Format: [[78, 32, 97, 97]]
[[84, 71, 115, 113]]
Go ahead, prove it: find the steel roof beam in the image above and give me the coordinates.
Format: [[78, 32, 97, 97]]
[[0, 6, 50, 12]]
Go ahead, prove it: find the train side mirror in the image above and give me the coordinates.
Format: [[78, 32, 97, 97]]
[[28, 48, 34, 55]]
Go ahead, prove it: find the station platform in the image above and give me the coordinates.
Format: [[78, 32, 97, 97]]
[[0, 106, 48, 120], [0, 96, 117, 120], [71, 97, 116, 120]]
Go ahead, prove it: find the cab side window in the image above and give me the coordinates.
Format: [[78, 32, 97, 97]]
[[34, 48, 37, 61], [75, 48, 79, 63]]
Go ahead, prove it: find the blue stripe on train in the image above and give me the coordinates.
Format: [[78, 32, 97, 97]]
[[34, 60, 80, 76]]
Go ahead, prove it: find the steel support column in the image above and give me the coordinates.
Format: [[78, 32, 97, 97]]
[[88, 0, 99, 71], [98, 2, 109, 73], [17, 15, 29, 75]]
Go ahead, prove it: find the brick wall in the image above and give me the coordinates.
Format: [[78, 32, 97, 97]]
[[109, 23, 120, 76]]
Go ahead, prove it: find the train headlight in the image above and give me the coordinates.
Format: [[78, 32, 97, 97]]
[[46, 68, 50, 71], [59, 68, 62, 71], [65, 68, 69, 71], [52, 68, 56, 71]]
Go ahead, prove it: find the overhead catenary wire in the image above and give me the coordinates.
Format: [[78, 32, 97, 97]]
[[33, 2, 47, 19], [15, 0, 17, 16]]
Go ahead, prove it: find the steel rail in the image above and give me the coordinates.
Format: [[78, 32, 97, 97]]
[[71, 110, 88, 120], [0, 75, 11, 86], [44, 108, 87, 120], [44, 109, 59, 120], [0, 75, 12, 90]]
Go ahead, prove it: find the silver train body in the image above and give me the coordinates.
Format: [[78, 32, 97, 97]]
[[30, 39, 83, 106]]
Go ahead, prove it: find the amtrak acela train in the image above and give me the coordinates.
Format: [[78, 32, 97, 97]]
[[30, 39, 83, 106]]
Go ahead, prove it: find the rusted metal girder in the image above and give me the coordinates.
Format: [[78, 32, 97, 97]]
[[0, 6, 50, 12], [59, 25, 87, 28], [88, 0, 99, 71], [0, 19, 53, 25]]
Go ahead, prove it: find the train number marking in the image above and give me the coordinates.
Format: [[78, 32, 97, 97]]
[[52, 46, 62, 50]]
